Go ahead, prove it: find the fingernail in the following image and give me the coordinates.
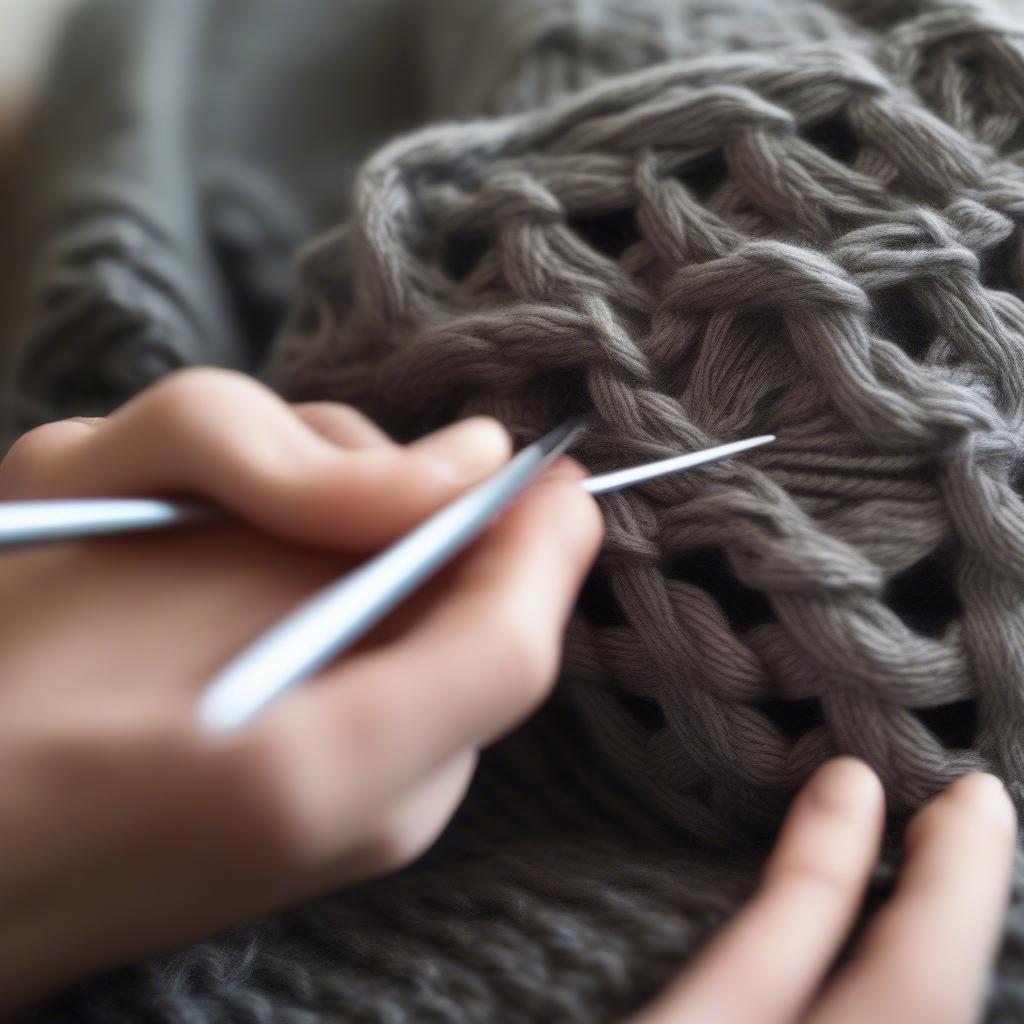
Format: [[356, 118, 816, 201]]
[[954, 772, 1016, 814], [947, 773, 1019, 839], [413, 417, 512, 479], [968, 772, 1007, 797], [805, 757, 882, 815]]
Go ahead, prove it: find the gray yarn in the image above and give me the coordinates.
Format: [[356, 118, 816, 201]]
[[6, 0, 421, 435], [16, 0, 1024, 1020], [267, 0, 1024, 1012], [421, 0, 867, 118], [270, 0, 1024, 823], [8, 0, 240, 429]]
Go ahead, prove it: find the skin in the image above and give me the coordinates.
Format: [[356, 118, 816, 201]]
[[0, 368, 1015, 1022]]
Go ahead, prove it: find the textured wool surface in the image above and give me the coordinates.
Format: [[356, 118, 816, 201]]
[[15, 0, 1024, 1020], [270, 0, 1024, 829], [4, 0, 421, 439]]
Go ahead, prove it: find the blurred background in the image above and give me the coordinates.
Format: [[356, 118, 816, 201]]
[[0, 0, 76, 118], [0, 0, 77, 421], [0, 0, 77, 420]]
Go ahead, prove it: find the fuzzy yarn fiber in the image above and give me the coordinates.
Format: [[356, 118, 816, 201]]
[[16, 0, 1024, 1020]]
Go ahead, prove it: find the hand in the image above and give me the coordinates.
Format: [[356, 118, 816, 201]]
[[634, 759, 1017, 1024], [0, 369, 603, 1014]]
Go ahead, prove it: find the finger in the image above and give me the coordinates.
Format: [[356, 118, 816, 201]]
[[0, 418, 103, 497], [291, 402, 394, 450], [634, 759, 884, 1024], [0, 402, 384, 500], [339, 750, 477, 881], [12, 368, 512, 550], [6, 399, 409, 498], [225, 748, 477, 899], [263, 461, 603, 821], [808, 772, 1017, 1024]]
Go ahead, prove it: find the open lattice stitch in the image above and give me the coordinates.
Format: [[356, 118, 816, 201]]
[[270, 38, 1024, 844]]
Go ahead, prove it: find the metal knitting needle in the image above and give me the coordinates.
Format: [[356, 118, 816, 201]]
[[0, 433, 773, 549], [582, 434, 775, 494], [196, 417, 586, 730], [0, 499, 220, 548], [0, 428, 774, 729], [197, 429, 774, 731]]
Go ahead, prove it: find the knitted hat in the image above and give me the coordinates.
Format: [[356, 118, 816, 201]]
[[20, 0, 1024, 1020]]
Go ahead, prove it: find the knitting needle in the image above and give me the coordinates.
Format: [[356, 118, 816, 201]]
[[197, 417, 584, 730], [197, 428, 775, 731], [0, 432, 773, 549], [582, 434, 775, 494], [0, 498, 220, 547]]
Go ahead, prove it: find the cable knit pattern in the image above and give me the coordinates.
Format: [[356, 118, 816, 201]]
[[17, 0, 1024, 1020]]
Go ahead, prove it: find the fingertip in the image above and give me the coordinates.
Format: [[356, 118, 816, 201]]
[[410, 417, 513, 483], [803, 757, 884, 817], [947, 769, 1009, 800], [541, 455, 590, 483], [531, 467, 605, 563], [946, 772, 1017, 834]]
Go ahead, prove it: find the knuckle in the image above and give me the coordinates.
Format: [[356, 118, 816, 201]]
[[359, 758, 473, 876], [294, 403, 388, 449], [144, 368, 254, 427], [767, 856, 856, 903], [360, 818, 435, 875], [296, 401, 364, 427], [210, 733, 322, 872], [3, 425, 61, 471], [0, 421, 87, 492], [5, 421, 75, 464], [486, 599, 561, 704], [333, 689, 396, 767]]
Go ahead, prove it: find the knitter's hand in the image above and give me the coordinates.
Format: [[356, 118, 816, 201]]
[[635, 759, 1017, 1024], [0, 369, 602, 1015]]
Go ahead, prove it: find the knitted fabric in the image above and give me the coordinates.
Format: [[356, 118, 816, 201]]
[[16, 0, 1024, 1020], [270, 0, 1024, 830], [5, 0, 421, 437]]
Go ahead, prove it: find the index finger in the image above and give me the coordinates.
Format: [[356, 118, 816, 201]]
[[5, 369, 512, 551]]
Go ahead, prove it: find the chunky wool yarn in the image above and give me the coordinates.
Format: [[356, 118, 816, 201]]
[[270, 0, 1024, 833], [16, 0, 1024, 1021]]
